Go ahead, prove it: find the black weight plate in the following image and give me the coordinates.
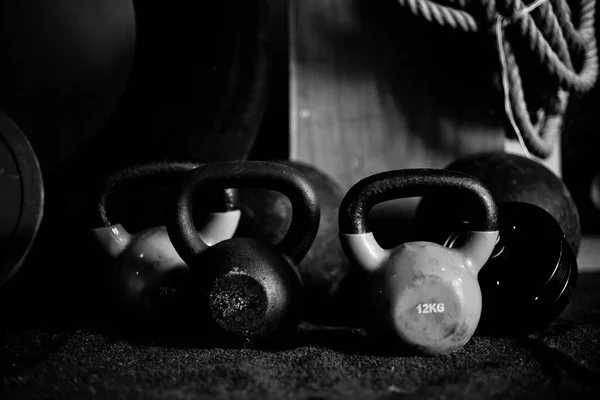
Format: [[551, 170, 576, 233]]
[[0, 109, 44, 288]]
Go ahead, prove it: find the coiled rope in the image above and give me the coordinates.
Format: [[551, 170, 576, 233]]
[[396, 0, 598, 158]]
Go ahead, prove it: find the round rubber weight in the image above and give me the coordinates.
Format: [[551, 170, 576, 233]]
[[0, 109, 44, 288]]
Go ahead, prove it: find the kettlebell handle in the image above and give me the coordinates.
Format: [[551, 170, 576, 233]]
[[339, 169, 498, 234], [167, 160, 321, 265], [95, 161, 238, 228]]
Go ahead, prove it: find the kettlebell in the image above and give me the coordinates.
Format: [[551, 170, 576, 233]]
[[91, 161, 241, 323], [441, 201, 578, 336], [339, 169, 499, 356], [166, 160, 320, 348]]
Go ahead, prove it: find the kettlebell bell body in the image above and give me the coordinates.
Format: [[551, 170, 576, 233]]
[[166, 160, 320, 348], [188, 237, 305, 344], [91, 161, 240, 322], [339, 169, 499, 356]]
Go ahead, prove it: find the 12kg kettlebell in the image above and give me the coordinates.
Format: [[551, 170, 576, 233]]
[[339, 169, 499, 356], [91, 161, 241, 323], [166, 160, 320, 348]]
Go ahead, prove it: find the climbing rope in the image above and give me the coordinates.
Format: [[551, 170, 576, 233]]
[[396, 0, 598, 159]]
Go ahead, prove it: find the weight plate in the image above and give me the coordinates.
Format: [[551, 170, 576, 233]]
[[0, 109, 44, 288]]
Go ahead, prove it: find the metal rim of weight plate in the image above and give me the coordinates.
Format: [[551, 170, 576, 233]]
[[0, 109, 44, 288]]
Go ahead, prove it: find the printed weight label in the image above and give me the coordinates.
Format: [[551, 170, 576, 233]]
[[159, 286, 180, 296], [416, 303, 445, 314]]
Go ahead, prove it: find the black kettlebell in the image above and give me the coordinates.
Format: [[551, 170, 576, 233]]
[[91, 161, 240, 324], [339, 169, 499, 356], [440, 201, 578, 336], [166, 160, 320, 348]]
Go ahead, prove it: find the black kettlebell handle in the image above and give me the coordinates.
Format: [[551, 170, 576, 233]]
[[167, 160, 321, 265], [95, 161, 238, 228], [339, 169, 498, 234]]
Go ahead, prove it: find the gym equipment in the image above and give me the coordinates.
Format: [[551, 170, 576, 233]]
[[235, 160, 356, 326], [166, 160, 320, 348], [339, 169, 499, 356], [0, 109, 44, 288], [91, 161, 240, 322], [413, 152, 581, 256], [443, 201, 578, 336]]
